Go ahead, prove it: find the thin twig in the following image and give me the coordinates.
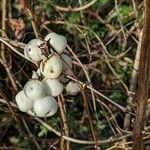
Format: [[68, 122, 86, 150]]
[[58, 95, 70, 150], [22, 118, 42, 150], [0, 37, 36, 64], [81, 88, 99, 149], [67, 45, 96, 111], [0, 98, 134, 145], [1, 0, 18, 92], [67, 76, 129, 113], [123, 30, 142, 131], [53, 0, 97, 12], [24, 0, 39, 38], [1, 0, 7, 62]]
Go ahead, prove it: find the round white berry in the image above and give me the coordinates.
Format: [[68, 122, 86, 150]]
[[45, 32, 67, 54], [24, 39, 46, 62], [15, 90, 33, 112], [33, 96, 58, 117], [42, 78, 63, 97], [40, 55, 62, 79], [24, 79, 47, 101], [66, 81, 80, 95]]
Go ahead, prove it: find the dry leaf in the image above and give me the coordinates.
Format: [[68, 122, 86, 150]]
[[9, 18, 25, 40], [15, 0, 26, 13]]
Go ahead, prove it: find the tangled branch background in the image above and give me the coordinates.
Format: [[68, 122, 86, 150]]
[[0, 0, 149, 149]]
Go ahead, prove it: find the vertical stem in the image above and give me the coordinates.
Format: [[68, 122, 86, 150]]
[[58, 95, 70, 150], [131, 0, 139, 19], [123, 30, 142, 131], [67, 45, 96, 111], [1, 0, 18, 92], [133, 0, 150, 149], [81, 89, 99, 149], [24, 0, 39, 38], [1, 0, 7, 62]]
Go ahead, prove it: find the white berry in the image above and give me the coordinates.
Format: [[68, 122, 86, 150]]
[[43, 78, 63, 97], [40, 55, 62, 79], [45, 32, 67, 54], [24, 79, 47, 101], [15, 90, 33, 112], [24, 39, 46, 62], [66, 81, 80, 95], [33, 96, 58, 117]]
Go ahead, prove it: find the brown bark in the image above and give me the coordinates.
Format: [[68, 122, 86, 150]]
[[133, 0, 150, 149]]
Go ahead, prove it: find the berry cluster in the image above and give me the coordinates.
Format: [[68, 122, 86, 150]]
[[15, 32, 79, 117]]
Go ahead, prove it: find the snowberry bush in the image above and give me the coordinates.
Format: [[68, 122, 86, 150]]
[[15, 32, 79, 117]]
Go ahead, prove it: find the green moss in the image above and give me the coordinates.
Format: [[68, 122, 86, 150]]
[[68, 13, 81, 24]]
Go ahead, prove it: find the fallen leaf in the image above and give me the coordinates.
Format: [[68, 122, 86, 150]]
[[9, 18, 25, 40], [15, 0, 26, 13]]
